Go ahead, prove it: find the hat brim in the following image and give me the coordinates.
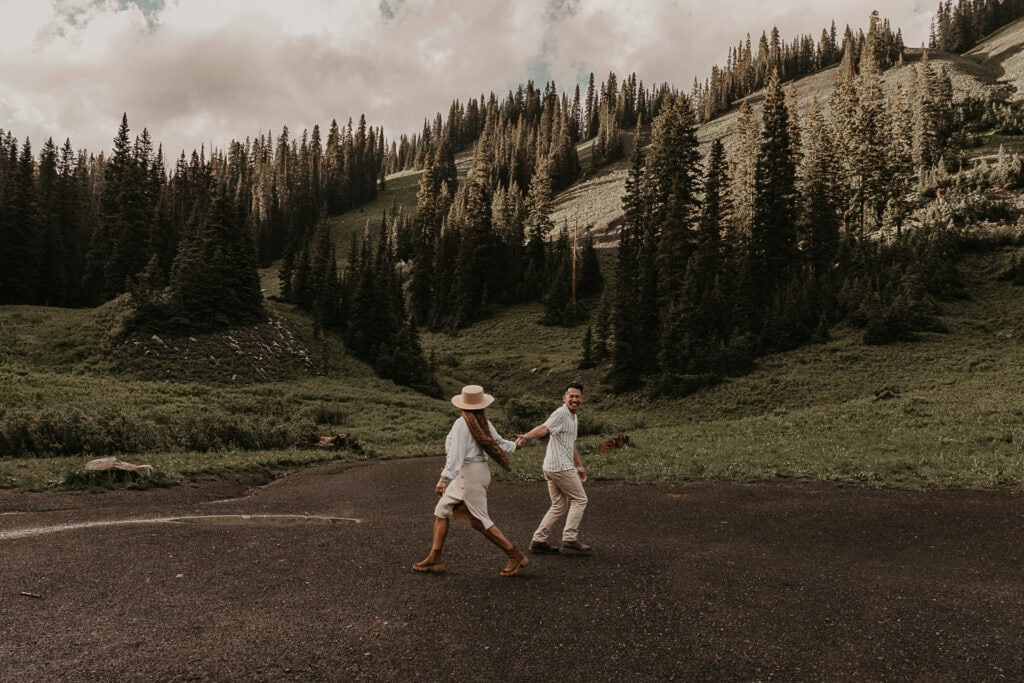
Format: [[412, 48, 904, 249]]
[[451, 394, 494, 410]]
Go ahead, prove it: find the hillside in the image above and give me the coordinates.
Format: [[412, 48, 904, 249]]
[[333, 21, 1024, 250], [5, 18, 1024, 491], [7, 240, 1021, 489], [544, 19, 1024, 246], [965, 15, 1024, 98]]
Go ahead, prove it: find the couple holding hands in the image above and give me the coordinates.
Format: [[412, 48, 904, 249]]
[[412, 382, 592, 577]]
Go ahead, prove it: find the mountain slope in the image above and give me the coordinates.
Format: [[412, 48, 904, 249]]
[[549, 22, 1024, 245], [965, 15, 1024, 97]]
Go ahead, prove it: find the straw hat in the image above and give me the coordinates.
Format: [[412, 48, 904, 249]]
[[451, 385, 494, 410]]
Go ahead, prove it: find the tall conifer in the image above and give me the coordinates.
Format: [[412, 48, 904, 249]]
[[750, 68, 798, 319]]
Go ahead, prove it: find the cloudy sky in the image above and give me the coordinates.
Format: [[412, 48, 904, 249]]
[[0, 1, 934, 158]]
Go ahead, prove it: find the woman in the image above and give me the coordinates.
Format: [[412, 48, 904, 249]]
[[413, 385, 529, 577]]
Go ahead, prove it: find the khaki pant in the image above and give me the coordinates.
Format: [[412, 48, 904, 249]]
[[532, 468, 588, 543]]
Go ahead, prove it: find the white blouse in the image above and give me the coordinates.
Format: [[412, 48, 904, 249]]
[[440, 417, 517, 480]]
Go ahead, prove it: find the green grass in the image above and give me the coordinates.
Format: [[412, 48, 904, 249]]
[[3, 236, 1024, 493], [423, 248, 1024, 490], [0, 295, 455, 489]]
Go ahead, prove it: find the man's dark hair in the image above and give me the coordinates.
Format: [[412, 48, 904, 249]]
[[565, 382, 584, 393]]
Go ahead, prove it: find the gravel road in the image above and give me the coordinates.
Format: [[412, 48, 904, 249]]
[[1, 458, 1022, 681]]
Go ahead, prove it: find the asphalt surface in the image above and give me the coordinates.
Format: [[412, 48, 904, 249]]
[[1, 457, 1022, 681]]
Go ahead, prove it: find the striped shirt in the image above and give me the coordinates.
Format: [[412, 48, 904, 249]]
[[542, 404, 578, 473]]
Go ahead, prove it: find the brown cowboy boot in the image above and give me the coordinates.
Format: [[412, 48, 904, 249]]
[[412, 549, 445, 573], [499, 545, 529, 577]]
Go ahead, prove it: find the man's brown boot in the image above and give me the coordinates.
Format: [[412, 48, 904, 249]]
[[412, 550, 445, 573], [499, 545, 529, 577]]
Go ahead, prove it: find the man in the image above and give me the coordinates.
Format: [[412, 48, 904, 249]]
[[516, 382, 591, 554]]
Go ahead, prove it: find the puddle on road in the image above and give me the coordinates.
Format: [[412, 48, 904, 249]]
[[0, 514, 360, 541]]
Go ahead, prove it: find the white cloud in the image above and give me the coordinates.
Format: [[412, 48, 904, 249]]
[[0, 0, 933, 157]]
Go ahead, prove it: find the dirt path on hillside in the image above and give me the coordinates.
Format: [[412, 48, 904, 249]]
[[1, 458, 1022, 681]]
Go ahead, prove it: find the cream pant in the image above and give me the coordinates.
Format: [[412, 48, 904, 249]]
[[532, 468, 588, 543]]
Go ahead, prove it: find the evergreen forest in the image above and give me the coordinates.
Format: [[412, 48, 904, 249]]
[[3, 0, 1024, 402]]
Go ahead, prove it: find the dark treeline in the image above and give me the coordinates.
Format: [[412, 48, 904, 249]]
[[691, 16, 905, 123], [603, 12, 991, 394], [930, 0, 1024, 52], [0, 113, 385, 315]]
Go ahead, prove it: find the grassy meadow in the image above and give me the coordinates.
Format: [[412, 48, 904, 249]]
[[422, 247, 1024, 490], [5, 243, 1021, 491]]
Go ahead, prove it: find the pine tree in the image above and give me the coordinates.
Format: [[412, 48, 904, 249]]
[[375, 318, 442, 397], [490, 182, 526, 303], [593, 76, 624, 167], [622, 132, 649, 233], [656, 262, 706, 394], [798, 99, 841, 281], [0, 138, 38, 304], [729, 100, 759, 243], [101, 114, 152, 300], [409, 219, 436, 325], [58, 139, 88, 306], [584, 73, 598, 140], [647, 93, 702, 304], [542, 225, 577, 325], [828, 40, 860, 236], [594, 290, 611, 363], [429, 223, 459, 330], [522, 153, 554, 300], [912, 51, 941, 173], [307, 216, 339, 325], [579, 326, 596, 369], [570, 84, 582, 142], [750, 68, 799, 319], [852, 11, 894, 234], [35, 138, 67, 305], [885, 82, 915, 238], [610, 129, 659, 384], [606, 221, 643, 391], [695, 139, 730, 290], [127, 253, 167, 319], [451, 117, 498, 325], [345, 227, 383, 358], [166, 183, 263, 328]]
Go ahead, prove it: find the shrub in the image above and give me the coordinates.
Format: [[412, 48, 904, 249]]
[[0, 405, 305, 458], [501, 396, 551, 434]]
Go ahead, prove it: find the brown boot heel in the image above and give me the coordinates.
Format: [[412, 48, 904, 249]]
[[500, 546, 529, 577]]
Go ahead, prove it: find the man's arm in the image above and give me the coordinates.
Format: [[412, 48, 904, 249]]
[[517, 424, 549, 446]]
